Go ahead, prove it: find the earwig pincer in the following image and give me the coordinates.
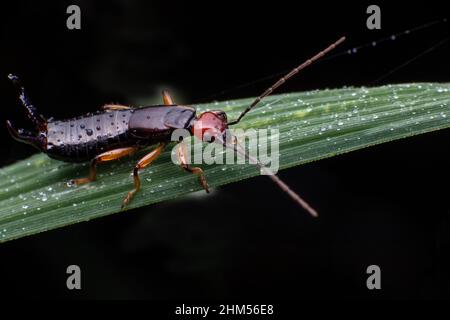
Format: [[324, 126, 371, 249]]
[[7, 37, 345, 216]]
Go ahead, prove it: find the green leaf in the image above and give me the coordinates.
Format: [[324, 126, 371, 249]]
[[1, 83, 449, 242]]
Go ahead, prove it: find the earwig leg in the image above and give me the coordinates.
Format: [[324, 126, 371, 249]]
[[121, 143, 167, 209], [69, 147, 139, 186], [101, 104, 131, 111], [6, 120, 46, 151], [8, 74, 46, 131], [177, 142, 210, 193], [162, 90, 174, 105]]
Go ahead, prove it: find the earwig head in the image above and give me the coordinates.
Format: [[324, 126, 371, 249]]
[[192, 111, 228, 143]]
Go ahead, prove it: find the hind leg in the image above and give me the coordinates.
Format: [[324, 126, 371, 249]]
[[101, 104, 131, 111], [6, 120, 46, 151], [8, 74, 46, 131], [162, 90, 174, 105], [69, 147, 139, 186]]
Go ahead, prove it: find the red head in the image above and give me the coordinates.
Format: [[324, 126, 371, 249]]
[[192, 111, 228, 143]]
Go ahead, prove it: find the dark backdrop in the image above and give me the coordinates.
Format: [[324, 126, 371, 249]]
[[0, 1, 449, 299]]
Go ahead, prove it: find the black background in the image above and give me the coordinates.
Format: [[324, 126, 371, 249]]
[[0, 0, 449, 300]]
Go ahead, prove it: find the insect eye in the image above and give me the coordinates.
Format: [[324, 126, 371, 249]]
[[203, 131, 215, 143]]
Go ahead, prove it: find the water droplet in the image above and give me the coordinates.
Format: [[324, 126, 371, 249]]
[[80, 124, 85, 129], [85, 129, 93, 136], [22, 205, 29, 209]]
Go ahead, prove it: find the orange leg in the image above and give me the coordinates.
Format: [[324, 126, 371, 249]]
[[177, 142, 209, 193], [121, 143, 167, 208], [101, 104, 131, 111], [162, 90, 174, 105], [69, 147, 138, 186]]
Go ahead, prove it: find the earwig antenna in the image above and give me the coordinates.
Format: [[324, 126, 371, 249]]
[[218, 137, 318, 217], [228, 36, 346, 125]]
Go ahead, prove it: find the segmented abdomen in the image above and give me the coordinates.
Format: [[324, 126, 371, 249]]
[[45, 110, 138, 162]]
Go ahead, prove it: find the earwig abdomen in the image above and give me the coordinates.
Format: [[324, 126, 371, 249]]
[[46, 109, 137, 162]]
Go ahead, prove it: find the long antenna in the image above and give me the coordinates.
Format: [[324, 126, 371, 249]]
[[228, 36, 346, 125], [218, 137, 318, 217]]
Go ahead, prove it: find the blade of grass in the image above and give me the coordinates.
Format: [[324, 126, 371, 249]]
[[0, 83, 449, 242]]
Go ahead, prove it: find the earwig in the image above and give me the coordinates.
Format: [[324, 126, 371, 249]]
[[7, 37, 345, 215]]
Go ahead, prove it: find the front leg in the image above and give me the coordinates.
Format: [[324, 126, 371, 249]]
[[69, 147, 139, 186], [177, 142, 209, 193]]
